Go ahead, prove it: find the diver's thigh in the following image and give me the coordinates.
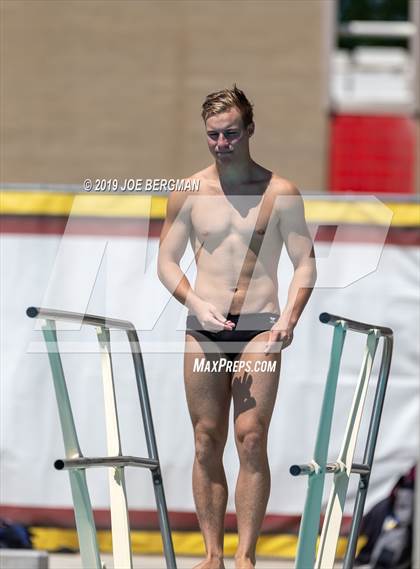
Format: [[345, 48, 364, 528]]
[[184, 333, 232, 429], [231, 331, 281, 427]]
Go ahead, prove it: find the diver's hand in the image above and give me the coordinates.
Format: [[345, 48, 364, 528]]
[[264, 318, 294, 354], [193, 301, 235, 332]]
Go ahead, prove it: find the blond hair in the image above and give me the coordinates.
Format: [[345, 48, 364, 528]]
[[201, 85, 254, 128]]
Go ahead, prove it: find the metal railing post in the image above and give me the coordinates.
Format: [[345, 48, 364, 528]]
[[41, 320, 102, 569], [291, 313, 393, 569], [27, 306, 177, 569], [293, 322, 347, 569]]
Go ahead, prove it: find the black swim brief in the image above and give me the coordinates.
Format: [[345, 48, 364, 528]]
[[185, 312, 280, 361]]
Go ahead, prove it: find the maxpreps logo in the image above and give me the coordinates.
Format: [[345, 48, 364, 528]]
[[193, 358, 277, 373]]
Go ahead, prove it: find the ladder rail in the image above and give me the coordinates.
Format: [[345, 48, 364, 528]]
[[27, 306, 177, 569], [292, 313, 393, 569]]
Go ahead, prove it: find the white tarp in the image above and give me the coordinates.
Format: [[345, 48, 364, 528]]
[[1, 231, 419, 519]]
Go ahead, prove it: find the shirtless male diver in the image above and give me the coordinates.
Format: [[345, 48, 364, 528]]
[[157, 86, 317, 569]]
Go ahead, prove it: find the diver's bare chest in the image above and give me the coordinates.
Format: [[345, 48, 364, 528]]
[[190, 194, 275, 243]]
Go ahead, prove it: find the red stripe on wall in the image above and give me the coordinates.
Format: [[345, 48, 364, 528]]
[[313, 225, 420, 246], [0, 216, 162, 237], [0, 505, 355, 534], [0, 505, 301, 533], [1, 215, 419, 245]]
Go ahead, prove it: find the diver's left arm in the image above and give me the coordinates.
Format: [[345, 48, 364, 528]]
[[265, 185, 317, 353]]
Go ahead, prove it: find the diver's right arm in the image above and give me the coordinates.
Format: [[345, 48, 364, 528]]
[[157, 190, 234, 331], [157, 190, 201, 311]]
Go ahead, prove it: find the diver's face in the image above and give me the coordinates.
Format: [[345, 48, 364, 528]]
[[205, 107, 253, 162]]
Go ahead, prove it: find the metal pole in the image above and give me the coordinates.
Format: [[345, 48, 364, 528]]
[[294, 323, 347, 569], [315, 331, 379, 568], [97, 327, 132, 569], [343, 335, 394, 569], [41, 321, 102, 569], [128, 329, 177, 569]]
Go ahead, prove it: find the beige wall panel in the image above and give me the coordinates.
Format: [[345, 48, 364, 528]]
[[1, 1, 327, 190]]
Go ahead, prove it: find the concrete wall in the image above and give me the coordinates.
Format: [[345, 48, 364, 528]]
[[1, 0, 327, 190]]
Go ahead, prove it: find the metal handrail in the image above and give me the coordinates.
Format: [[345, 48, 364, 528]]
[[26, 306, 135, 331], [27, 306, 177, 569], [292, 313, 393, 569], [319, 312, 393, 336], [54, 457, 160, 471]]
